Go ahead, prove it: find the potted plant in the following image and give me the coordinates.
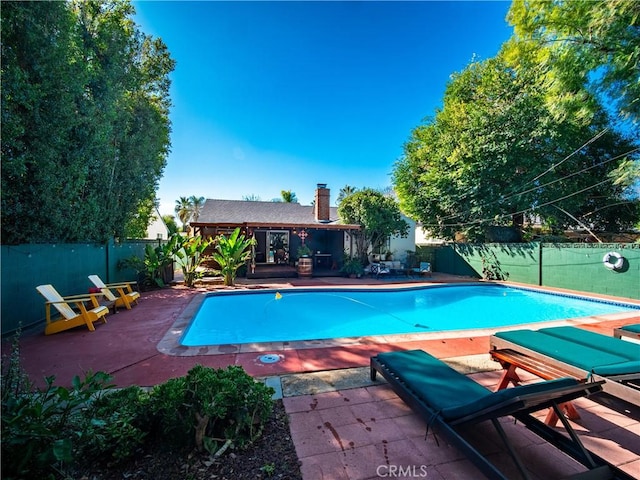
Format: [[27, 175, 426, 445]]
[[340, 255, 364, 278], [296, 245, 313, 277]]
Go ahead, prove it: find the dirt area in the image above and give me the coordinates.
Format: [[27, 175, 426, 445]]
[[75, 400, 302, 480]]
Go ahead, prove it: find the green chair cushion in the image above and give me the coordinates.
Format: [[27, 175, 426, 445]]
[[494, 329, 630, 372], [375, 350, 579, 421], [376, 350, 490, 414], [592, 361, 640, 376], [620, 324, 640, 334], [540, 326, 640, 361]]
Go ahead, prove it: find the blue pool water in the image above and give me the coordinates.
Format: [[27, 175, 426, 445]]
[[180, 285, 639, 346]]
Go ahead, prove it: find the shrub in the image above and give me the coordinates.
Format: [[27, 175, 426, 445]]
[[1, 331, 115, 479], [2, 337, 274, 478], [150, 365, 275, 456], [81, 386, 152, 462]]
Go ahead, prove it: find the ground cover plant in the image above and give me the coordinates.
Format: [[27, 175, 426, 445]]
[[1, 336, 302, 479]]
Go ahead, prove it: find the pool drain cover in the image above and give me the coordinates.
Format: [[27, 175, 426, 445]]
[[259, 354, 282, 364]]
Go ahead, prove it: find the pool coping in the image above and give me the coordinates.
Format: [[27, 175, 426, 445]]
[[156, 282, 640, 357]]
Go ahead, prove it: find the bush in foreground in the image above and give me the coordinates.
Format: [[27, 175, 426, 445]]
[[1, 338, 274, 479]]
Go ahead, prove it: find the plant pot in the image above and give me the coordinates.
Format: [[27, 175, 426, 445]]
[[297, 257, 313, 278], [161, 262, 174, 284]]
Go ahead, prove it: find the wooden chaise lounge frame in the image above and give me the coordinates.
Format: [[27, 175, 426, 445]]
[[371, 349, 634, 480], [613, 324, 640, 341], [490, 327, 640, 407]]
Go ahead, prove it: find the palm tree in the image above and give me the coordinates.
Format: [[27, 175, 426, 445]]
[[175, 196, 193, 232], [280, 190, 298, 203], [337, 185, 358, 204], [189, 195, 205, 222]]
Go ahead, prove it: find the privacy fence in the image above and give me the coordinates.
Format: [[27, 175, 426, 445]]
[[432, 243, 639, 300], [1, 240, 158, 334], [2, 241, 638, 336]]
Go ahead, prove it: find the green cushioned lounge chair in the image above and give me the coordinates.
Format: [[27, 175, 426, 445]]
[[613, 323, 640, 341], [370, 350, 632, 480], [491, 327, 640, 407]]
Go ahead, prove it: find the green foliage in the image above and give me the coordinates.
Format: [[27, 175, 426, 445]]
[[338, 189, 409, 263], [340, 254, 364, 276], [162, 214, 180, 235], [280, 190, 298, 203], [212, 228, 256, 286], [506, 0, 640, 129], [1, 0, 175, 244], [174, 235, 214, 287], [150, 365, 274, 455], [297, 244, 312, 258], [82, 386, 151, 462], [2, 341, 275, 477], [123, 196, 160, 239], [337, 185, 358, 204], [261, 462, 276, 476], [393, 54, 639, 242], [2, 332, 115, 478], [120, 234, 181, 287]]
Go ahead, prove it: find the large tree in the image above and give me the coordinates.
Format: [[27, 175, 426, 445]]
[[505, 0, 640, 129], [393, 55, 638, 241], [1, 0, 175, 244], [338, 189, 409, 263]]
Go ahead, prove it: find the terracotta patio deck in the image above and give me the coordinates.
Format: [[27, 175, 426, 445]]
[[11, 274, 640, 479]]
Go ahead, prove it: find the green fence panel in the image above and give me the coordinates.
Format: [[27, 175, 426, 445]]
[[435, 245, 480, 277], [447, 243, 540, 283], [435, 243, 639, 300], [107, 240, 156, 283], [1, 240, 156, 335], [541, 243, 639, 299]]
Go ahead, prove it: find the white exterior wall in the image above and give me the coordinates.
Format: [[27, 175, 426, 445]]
[[146, 209, 170, 240], [388, 215, 417, 263]]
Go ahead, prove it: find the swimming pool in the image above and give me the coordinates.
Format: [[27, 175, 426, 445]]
[[180, 284, 639, 347]]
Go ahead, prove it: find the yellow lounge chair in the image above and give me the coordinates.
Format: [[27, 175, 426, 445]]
[[88, 275, 140, 311], [36, 284, 109, 335]]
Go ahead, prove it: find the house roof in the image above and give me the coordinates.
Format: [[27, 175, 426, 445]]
[[191, 199, 360, 230]]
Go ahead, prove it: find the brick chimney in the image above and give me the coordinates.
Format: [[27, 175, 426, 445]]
[[314, 183, 330, 222]]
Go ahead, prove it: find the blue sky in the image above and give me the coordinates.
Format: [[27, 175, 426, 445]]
[[133, 1, 514, 216]]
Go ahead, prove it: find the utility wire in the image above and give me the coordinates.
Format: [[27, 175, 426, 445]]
[[434, 146, 638, 222], [526, 127, 609, 185], [423, 178, 612, 228]]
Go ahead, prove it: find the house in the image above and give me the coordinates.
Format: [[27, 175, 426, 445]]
[[191, 184, 361, 278], [146, 207, 170, 240]]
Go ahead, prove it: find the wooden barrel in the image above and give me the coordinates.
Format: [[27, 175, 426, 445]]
[[297, 257, 313, 277]]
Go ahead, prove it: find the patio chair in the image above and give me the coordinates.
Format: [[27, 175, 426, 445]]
[[369, 262, 390, 279], [613, 323, 640, 341], [490, 326, 640, 407], [370, 349, 631, 480], [411, 261, 432, 277], [88, 275, 140, 312], [36, 284, 109, 335]]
